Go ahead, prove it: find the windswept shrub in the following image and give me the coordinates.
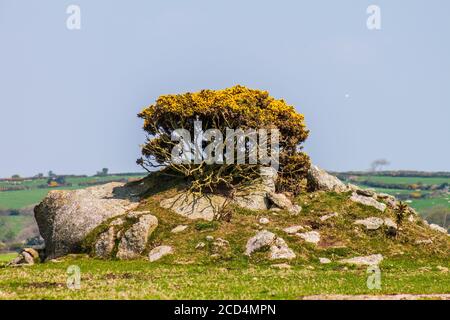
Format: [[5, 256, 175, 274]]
[[138, 85, 310, 194]]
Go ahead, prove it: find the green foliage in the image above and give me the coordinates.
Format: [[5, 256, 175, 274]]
[[194, 221, 219, 231], [138, 85, 310, 194], [0, 255, 449, 299], [396, 202, 409, 227]]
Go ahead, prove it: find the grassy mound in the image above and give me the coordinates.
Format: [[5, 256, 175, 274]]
[[84, 173, 449, 265], [1, 173, 449, 300]]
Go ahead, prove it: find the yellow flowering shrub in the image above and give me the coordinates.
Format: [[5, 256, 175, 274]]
[[138, 85, 310, 194]]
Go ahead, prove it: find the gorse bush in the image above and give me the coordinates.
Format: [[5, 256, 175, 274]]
[[138, 85, 310, 194]]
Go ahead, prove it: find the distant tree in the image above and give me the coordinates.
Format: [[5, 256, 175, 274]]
[[11, 174, 20, 179], [36, 173, 44, 178], [370, 159, 390, 172], [47, 176, 66, 186], [96, 168, 109, 177], [48, 171, 55, 178]]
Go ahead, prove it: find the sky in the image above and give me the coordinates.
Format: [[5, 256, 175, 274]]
[[0, 0, 449, 177]]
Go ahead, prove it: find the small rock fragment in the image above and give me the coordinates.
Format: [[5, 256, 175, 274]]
[[415, 239, 433, 245], [350, 193, 387, 212], [354, 217, 384, 230], [429, 224, 448, 234], [384, 218, 397, 229], [319, 257, 331, 264], [307, 165, 349, 193], [320, 212, 339, 222], [297, 231, 321, 245], [245, 230, 276, 255], [339, 254, 383, 266], [171, 225, 188, 233], [267, 192, 302, 215], [269, 238, 296, 260], [195, 242, 206, 249], [437, 266, 449, 273], [283, 225, 305, 234], [356, 189, 376, 197], [148, 245, 173, 262]]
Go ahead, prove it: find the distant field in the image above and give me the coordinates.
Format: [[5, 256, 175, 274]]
[[0, 216, 33, 241], [372, 187, 450, 209], [0, 175, 146, 210], [351, 175, 450, 186], [405, 197, 450, 212], [0, 189, 62, 210], [0, 174, 146, 246], [0, 253, 17, 262]]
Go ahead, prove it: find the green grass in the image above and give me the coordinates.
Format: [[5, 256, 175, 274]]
[[0, 255, 448, 299], [0, 174, 146, 245], [369, 187, 450, 212], [0, 174, 448, 299], [0, 216, 32, 240], [352, 175, 450, 186], [406, 197, 450, 212], [0, 253, 17, 263], [0, 175, 145, 210], [0, 189, 55, 210]]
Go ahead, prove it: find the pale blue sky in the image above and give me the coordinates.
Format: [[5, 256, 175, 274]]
[[0, 0, 449, 177]]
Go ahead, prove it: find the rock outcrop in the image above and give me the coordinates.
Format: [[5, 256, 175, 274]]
[[297, 231, 321, 245], [93, 227, 116, 258], [339, 254, 383, 266], [267, 192, 302, 215], [171, 225, 188, 233], [429, 224, 448, 234], [307, 165, 348, 193], [149, 245, 173, 262], [269, 238, 296, 260], [245, 230, 295, 260], [283, 225, 305, 234], [160, 192, 227, 221], [116, 213, 158, 260], [350, 192, 387, 212], [233, 166, 278, 211], [354, 217, 384, 230], [245, 230, 276, 255], [34, 182, 141, 260], [320, 212, 338, 222]]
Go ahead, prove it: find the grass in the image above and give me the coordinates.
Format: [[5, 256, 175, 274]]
[[0, 216, 32, 240], [0, 253, 17, 263], [0, 173, 448, 299], [0, 255, 448, 299], [352, 175, 450, 186], [0, 189, 56, 210], [0, 175, 146, 210], [0, 174, 146, 246], [372, 188, 450, 211]]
